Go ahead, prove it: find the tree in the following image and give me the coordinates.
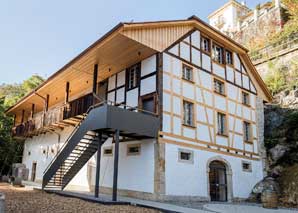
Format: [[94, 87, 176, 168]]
[[0, 74, 44, 175], [264, 62, 287, 95]]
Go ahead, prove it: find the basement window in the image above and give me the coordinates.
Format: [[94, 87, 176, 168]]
[[242, 161, 252, 172], [178, 148, 194, 164], [103, 147, 113, 156], [127, 144, 141, 156]]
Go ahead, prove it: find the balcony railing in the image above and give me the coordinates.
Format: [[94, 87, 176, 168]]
[[63, 93, 94, 120], [12, 92, 157, 138]]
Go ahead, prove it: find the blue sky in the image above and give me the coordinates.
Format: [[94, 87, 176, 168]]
[[0, 0, 265, 84]]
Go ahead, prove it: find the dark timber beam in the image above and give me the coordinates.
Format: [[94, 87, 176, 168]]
[[94, 131, 102, 198], [65, 82, 70, 104], [112, 129, 120, 201], [31, 104, 35, 119], [21, 109, 25, 123], [46, 94, 50, 111], [93, 64, 98, 97]]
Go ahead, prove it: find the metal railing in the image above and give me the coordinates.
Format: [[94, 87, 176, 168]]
[[43, 92, 158, 175]]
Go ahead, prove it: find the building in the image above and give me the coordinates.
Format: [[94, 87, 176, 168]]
[[6, 15, 272, 202], [208, 0, 285, 47]]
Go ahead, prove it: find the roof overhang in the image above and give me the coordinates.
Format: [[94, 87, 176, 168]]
[[6, 15, 272, 117]]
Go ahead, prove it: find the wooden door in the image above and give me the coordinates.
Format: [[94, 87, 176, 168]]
[[31, 162, 37, 182]]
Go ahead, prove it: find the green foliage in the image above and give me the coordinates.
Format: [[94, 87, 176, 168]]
[[0, 74, 44, 107], [264, 62, 287, 94], [0, 74, 44, 175]]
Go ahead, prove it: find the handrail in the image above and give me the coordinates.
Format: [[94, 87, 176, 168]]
[[43, 92, 158, 175]]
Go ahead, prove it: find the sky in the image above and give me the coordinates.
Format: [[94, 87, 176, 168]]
[[0, 0, 266, 84]]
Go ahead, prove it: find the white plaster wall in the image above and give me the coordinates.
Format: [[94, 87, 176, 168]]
[[140, 75, 156, 96], [141, 55, 156, 77], [165, 143, 264, 198], [22, 126, 74, 182], [94, 138, 155, 193]]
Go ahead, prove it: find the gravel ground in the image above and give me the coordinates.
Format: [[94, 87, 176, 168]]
[[0, 183, 159, 213]]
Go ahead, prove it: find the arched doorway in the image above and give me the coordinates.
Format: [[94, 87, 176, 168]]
[[209, 160, 227, 201]]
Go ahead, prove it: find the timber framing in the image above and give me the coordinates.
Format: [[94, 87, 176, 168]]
[[6, 16, 272, 120]]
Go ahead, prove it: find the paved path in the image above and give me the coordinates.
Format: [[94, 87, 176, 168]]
[[203, 204, 298, 213]]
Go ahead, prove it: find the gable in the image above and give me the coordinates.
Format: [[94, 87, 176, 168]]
[[164, 29, 271, 101], [121, 23, 194, 52]]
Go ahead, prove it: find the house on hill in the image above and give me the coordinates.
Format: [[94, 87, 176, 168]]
[[6, 15, 272, 202]]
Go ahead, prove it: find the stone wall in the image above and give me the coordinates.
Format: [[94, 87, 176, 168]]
[[234, 6, 284, 49]]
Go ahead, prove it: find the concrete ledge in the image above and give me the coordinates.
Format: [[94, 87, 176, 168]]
[[0, 193, 5, 213]]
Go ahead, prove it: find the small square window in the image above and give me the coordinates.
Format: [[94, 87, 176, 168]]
[[178, 148, 194, 164], [217, 112, 227, 135], [182, 64, 193, 82], [243, 121, 252, 142], [226, 50, 233, 65], [183, 101, 194, 126], [242, 161, 252, 172], [214, 79, 225, 95], [28, 151, 31, 156], [127, 144, 141, 156], [212, 44, 224, 64], [201, 37, 210, 52], [103, 147, 113, 156], [242, 91, 250, 106]]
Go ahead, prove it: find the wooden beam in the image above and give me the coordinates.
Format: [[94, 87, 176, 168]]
[[46, 94, 50, 111], [65, 82, 70, 104], [21, 109, 25, 123], [93, 64, 98, 104], [31, 104, 35, 119]]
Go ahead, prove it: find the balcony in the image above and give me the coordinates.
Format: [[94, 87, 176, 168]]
[[12, 92, 156, 139]]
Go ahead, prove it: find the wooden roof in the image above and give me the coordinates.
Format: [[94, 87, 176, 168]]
[[6, 16, 272, 116]]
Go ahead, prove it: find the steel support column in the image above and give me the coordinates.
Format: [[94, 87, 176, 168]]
[[112, 129, 120, 201], [94, 132, 102, 198]]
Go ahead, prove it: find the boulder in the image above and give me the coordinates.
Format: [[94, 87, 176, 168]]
[[252, 177, 280, 194], [269, 144, 289, 163]]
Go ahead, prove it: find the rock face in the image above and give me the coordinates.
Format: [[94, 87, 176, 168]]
[[262, 101, 298, 207], [249, 177, 280, 203]]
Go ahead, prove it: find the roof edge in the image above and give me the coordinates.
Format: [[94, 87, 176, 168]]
[[5, 22, 124, 114]]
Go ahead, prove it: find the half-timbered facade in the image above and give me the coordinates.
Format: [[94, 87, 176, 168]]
[[6, 16, 272, 202]]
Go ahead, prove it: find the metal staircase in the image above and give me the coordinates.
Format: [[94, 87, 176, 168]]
[[42, 105, 108, 190]]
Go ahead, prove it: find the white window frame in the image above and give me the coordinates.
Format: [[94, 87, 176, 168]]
[[127, 143, 141, 156], [182, 64, 193, 82], [242, 160, 252, 172], [127, 64, 139, 90], [226, 50, 233, 65], [212, 44, 224, 64], [242, 91, 250, 106], [214, 79, 225, 95], [183, 100, 194, 127], [217, 112, 227, 135], [243, 121, 252, 142], [178, 148, 194, 164], [103, 146, 113, 156]]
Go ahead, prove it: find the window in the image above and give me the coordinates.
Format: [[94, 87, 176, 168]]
[[242, 161, 252, 172], [217, 112, 227, 135], [201, 37, 210, 52], [226, 50, 233, 65], [28, 151, 31, 156], [242, 91, 250, 106], [127, 144, 141, 156], [212, 44, 224, 64], [127, 64, 140, 90], [243, 121, 252, 142], [140, 94, 156, 114], [183, 101, 194, 126], [182, 64, 193, 82], [103, 147, 113, 156], [214, 79, 225, 95], [178, 148, 194, 164]]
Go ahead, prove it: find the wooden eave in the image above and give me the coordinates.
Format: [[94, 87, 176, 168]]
[[6, 16, 272, 118]]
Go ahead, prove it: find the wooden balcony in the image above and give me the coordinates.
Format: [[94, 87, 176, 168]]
[[12, 93, 96, 139]]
